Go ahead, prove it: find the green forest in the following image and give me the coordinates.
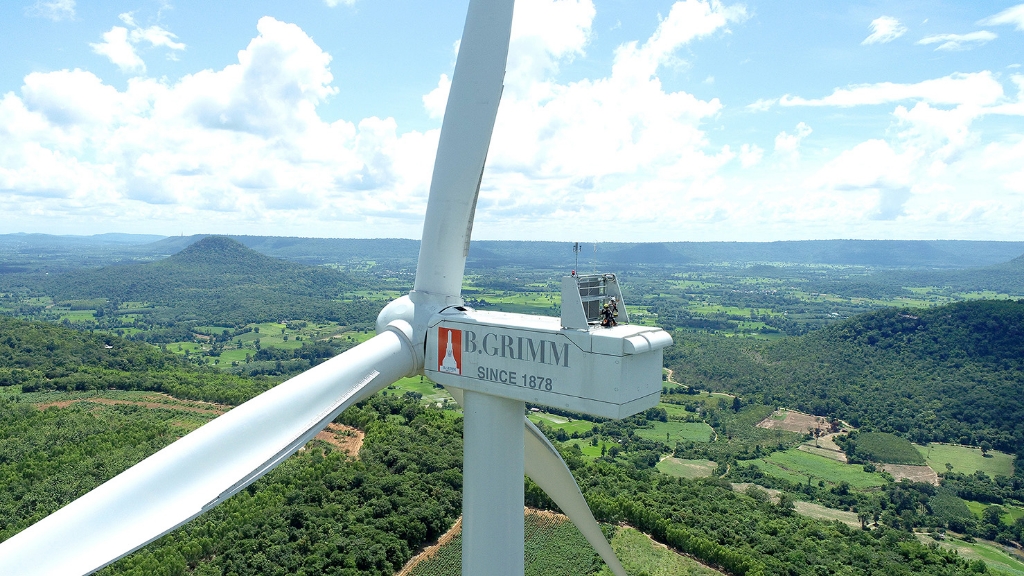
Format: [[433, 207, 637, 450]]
[[1, 237, 1024, 575]]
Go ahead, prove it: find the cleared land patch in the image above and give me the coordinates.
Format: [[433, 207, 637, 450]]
[[313, 423, 364, 457], [34, 392, 228, 416], [880, 464, 938, 485], [916, 443, 1015, 477], [756, 409, 833, 434], [797, 443, 847, 462], [657, 458, 716, 479]]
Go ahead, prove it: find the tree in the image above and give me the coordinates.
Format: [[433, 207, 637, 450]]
[[776, 493, 795, 516], [980, 441, 992, 456]]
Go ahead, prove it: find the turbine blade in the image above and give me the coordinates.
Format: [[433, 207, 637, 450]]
[[414, 0, 514, 297], [0, 328, 416, 576], [444, 387, 626, 576], [524, 419, 628, 576]]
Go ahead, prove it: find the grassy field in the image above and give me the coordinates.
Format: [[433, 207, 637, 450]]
[[656, 458, 717, 479], [964, 501, 1024, 525], [595, 527, 723, 576], [389, 376, 455, 407], [916, 443, 1016, 477], [527, 412, 595, 435], [753, 449, 887, 489], [917, 534, 1024, 576], [563, 439, 610, 459], [634, 421, 715, 443]]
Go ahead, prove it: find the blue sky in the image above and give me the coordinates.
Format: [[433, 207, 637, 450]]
[[1, 0, 1022, 241]]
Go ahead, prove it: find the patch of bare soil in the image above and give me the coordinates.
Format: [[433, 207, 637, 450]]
[[395, 517, 463, 576], [314, 423, 365, 457], [756, 409, 847, 436], [881, 464, 938, 485], [797, 443, 849, 463], [35, 395, 227, 415]]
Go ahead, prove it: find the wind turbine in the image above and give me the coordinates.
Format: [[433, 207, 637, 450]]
[[0, 1, 672, 574]]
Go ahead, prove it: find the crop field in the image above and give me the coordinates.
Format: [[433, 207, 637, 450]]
[[850, 432, 925, 465], [634, 421, 715, 443], [754, 449, 887, 489], [527, 412, 595, 435], [656, 457, 716, 479], [916, 443, 1016, 477]]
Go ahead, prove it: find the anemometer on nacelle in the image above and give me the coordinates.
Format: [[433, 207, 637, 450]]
[[426, 272, 673, 419]]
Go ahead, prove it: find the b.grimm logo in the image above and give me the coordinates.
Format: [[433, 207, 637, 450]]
[[463, 330, 570, 368], [437, 327, 462, 375]]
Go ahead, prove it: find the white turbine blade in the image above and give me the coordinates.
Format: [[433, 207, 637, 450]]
[[444, 387, 626, 576], [0, 327, 416, 576], [415, 0, 514, 297], [523, 419, 628, 576]]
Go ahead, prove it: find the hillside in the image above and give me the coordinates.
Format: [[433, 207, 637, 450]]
[[666, 300, 1024, 457], [40, 236, 377, 327]]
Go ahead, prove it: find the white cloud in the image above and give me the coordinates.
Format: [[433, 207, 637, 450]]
[[774, 122, 811, 162], [91, 27, 146, 74], [779, 72, 1005, 107], [862, 16, 907, 45], [978, 4, 1024, 31], [90, 14, 186, 74], [5, 3, 1024, 241], [323, 0, 356, 6], [25, 0, 74, 21], [120, 13, 187, 51], [916, 30, 997, 51], [738, 143, 762, 167]]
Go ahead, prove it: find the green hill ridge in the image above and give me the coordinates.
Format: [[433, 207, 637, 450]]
[[40, 237, 377, 328], [666, 299, 1024, 457]]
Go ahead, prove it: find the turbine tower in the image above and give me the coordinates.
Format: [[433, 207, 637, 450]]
[[0, 1, 672, 574]]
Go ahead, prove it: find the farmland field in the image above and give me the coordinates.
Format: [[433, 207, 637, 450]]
[[656, 457, 716, 479], [753, 449, 887, 489], [916, 443, 1016, 477], [634, 421, 715, 443]]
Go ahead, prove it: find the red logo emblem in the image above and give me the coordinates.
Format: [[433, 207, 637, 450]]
[[437, 327, 462, 375]]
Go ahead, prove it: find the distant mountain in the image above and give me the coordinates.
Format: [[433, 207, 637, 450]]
[[7, 232, 1024, 272], [43, 237, 375, 327]]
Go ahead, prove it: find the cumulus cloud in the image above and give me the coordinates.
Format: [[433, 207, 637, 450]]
[[978, 4, 1024, 31], [862, 16, 907, 45], [917, 30, 997, 51], [25, 0, 75, 21], [91, 13, 186, 73], [6, 2, 1024, 240]]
